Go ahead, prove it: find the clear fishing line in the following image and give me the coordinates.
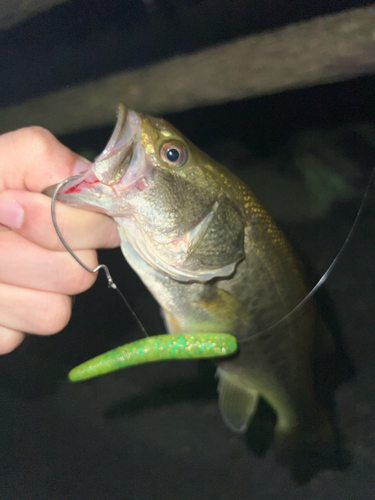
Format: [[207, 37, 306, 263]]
[[51, 176, 149, 338]]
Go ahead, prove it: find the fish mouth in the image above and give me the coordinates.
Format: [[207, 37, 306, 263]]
[[43, 104, 146, 216]]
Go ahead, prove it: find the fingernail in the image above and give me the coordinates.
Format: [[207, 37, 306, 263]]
[[0, 198, 24, 229], [73, 156, 92, 176]]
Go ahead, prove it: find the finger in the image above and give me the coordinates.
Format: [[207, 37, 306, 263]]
[[0, 283, 72, 335], [0, 126, 91, 192], [0, 190, 120, 250], [0, 231, 99, 294], [0, 326, 25, 355]]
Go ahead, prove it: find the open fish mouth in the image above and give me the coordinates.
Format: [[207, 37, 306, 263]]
[[43, 104, 146, 216]]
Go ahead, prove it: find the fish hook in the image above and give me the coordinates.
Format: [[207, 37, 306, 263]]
[[51, 175, 149, 338]]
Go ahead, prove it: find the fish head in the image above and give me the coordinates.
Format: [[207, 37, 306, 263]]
[[50, 104, 245, 281]]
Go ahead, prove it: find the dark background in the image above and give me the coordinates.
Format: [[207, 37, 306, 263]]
[[1, 1, 375, 498]]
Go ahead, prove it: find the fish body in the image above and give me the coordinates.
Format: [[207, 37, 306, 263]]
[[54, 104, 332, 455]]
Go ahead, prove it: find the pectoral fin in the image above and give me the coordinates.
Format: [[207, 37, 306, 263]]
[[216, 368, 259, 433]]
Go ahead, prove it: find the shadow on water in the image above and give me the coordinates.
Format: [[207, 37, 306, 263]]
[[101, 360, 276, 464], [244, 399, 276, 457], [0, 336, 69, 400], [103, 360, 218, 419]]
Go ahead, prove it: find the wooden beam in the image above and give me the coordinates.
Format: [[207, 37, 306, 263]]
[[0, 0, 69, 30], [1, 6, 375, 136]]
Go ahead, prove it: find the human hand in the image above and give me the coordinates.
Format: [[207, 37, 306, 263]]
[[0, 127, 120, 354]]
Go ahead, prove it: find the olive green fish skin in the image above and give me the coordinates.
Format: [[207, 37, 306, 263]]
[[54, 104, 332, 455], [68, 333, 237, 381]]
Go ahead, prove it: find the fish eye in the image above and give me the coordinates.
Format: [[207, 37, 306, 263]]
[[160, 142, 188, 167]]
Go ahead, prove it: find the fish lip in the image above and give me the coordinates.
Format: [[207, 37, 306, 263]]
[[42, 174, 88, 198], [43, 170, 97, 198], [43, 168, 132, 217], [98, 103, 129, 158], [92, 104, 137, 186]]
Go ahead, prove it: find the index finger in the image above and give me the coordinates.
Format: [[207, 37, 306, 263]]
[[0, 190, 120, 251]]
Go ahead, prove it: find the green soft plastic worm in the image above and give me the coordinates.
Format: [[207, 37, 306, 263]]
[[68, 333, 237, 382]]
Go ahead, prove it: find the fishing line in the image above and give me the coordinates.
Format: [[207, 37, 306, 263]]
[[51, 176, 149, 338], [238, 165, 375, 346]]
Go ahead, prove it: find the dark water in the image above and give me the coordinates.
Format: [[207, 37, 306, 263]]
[[1, 2, 375, 498]]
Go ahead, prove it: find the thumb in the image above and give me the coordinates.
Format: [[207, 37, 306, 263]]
[[0, 126, 91, 193]]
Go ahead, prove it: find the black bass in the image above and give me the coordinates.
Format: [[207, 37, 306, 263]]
[[51, 104, 333, 456]]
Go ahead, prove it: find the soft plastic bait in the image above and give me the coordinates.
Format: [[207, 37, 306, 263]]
[[68, 333, 238, 382]]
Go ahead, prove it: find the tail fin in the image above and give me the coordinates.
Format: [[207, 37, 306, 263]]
[[274, 410, 349, 483]]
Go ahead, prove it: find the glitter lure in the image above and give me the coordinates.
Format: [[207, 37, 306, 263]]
[[68, 333, 238, 382]]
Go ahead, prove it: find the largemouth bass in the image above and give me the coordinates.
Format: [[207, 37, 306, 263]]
[[50, 104, 333, 457]]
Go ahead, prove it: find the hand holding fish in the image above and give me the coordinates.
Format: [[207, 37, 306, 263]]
[[0, 126, 120, 354]]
